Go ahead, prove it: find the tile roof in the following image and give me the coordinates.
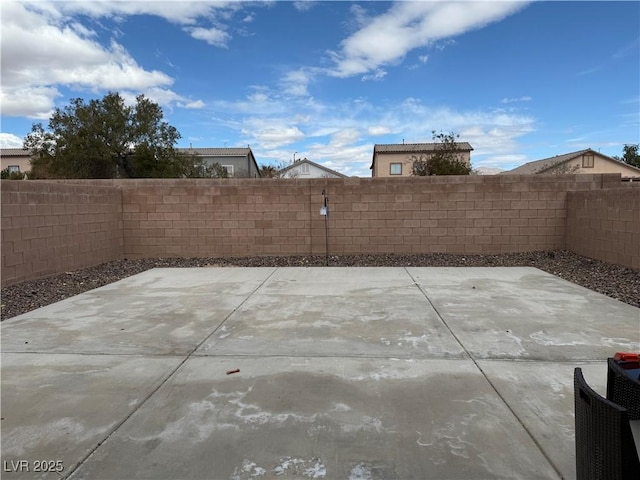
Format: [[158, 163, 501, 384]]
[[177, 147, 253, 156], [277, 158, 348, 178], [503, 149, 593, 174], [504, 148, 640, 175], [1, 148, 31, 156], [373, 142, 474, 153]]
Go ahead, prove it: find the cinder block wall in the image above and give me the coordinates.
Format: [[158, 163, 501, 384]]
[[1, 181, 123, 286], [108, 174, 619, 258], [120, 180, 317, 257], [1, 174, 632, 287], [567, 187, 640, 269]]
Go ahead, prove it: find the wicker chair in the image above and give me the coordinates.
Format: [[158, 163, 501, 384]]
[[607, 357, 640, 420], [574, 368, 640, 479]]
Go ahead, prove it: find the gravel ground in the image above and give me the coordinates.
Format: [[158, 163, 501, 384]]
[[1, 250, 639, 320]]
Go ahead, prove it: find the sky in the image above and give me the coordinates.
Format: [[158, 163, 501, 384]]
[[1, 0, 639, 177]]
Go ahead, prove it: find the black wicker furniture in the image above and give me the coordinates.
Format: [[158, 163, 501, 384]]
[[574, 368, 640, 479], [607, 357, 640, 420]]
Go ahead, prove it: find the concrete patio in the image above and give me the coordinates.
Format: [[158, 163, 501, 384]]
[[1, 267, 639, 479]]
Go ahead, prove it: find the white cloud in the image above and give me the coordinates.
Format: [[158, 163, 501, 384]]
[[242, 122, 305, 150], [0, 86, 60, 119], [303, 141, 373, 177], [247, 92, 270, 104], [215, 91, 536, 176], [329, 1, 527, 78], [501, 96, 532, 104], [330, 128, 361, 148], [119, 87, 205, 111], [0, 1, 212, 118], [0, 1, 181, 117], [0, 133, 26, 148], [418, 55, 429, 64], [361, 69, 387, 82], [368, 126, 392, 136], [280, 69, 317, 97], [180, 99, 206, 109], [349, 4, 371, 29], [54, 1, 237, 26], [187, 26, 230, 47], [293, 2, 317, 12]]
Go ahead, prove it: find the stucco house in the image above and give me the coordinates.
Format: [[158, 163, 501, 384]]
[[178, 147, 261, 178], [277, 158, 347, 178], [370, 142, 474, 177], [1, 146, 262, 178], [0, 148, 32, 174], [503, 148, 640, 177]]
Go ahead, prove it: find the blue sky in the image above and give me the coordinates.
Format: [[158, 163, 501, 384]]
[[1, 1, 639, 176]]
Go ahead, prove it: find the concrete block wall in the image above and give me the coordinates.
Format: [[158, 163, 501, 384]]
[[567, 187, 640, 269], [1, 173, 632, 287], [107, 174, 618, 258], [120, 180, 317, 257], [1, 181, 123, 286]]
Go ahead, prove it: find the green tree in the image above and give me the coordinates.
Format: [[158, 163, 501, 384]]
[[181, 153, 229, 178], [260, 165, 277, 178], [613, 144, 640, 169], [0, 168, 26, 180], [411, 131, 472, 176], [24, 92, 192, 178]]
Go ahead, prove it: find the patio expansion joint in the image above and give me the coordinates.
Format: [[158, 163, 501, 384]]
[[64, 267, 280, 480], [0, 351, 189, 357], [402, 267, 565, 480], [189, 353, 470, 359]]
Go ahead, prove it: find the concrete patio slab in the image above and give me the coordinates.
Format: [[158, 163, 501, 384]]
[[1, 267, 638, 480], [197, 283, 465, 358], [94, 267, 278, 296], [477, 360, 607, 480], [0, 292, 248, 355], [407, 267, 640, 361], [1, 268, 276, 356], [66, 357, 558, 480], [1, 353, 181, 477]]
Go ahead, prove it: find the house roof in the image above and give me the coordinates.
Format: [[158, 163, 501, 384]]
[[373, 142, 474, 154], [504, 148, 640, 175], [1, 148, 31, 157], [277, 158, 348, 178], [177, 147, 253, 157], [371, 142, 473, 170]]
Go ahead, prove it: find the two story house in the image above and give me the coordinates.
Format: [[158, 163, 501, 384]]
[[370, 142, 473, 177], [178, 147, 261, 178]]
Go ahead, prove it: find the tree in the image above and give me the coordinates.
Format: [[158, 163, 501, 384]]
[[24, 92, 192, 178], [613, 144, 640, 169], [0, 168, 26, 180], [411, 131, 472, 176], [181, 154, 229, 178], [546, 162, 580, 174], [260, 165, 277, 178]]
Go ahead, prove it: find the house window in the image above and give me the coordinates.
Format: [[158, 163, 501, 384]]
[[7, 166, 20, 173], [222, 165, 234, 177], [300, 163, 310, 175], [390, 163, 402, 175], [582, 153, 594, 168]]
